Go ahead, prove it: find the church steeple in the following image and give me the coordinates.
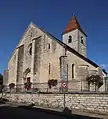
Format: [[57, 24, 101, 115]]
[[62, 15, 87, 57], [63, 15, 86, 36]]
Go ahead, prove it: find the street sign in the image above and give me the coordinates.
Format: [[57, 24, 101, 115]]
[[61, 81, 67, 88]]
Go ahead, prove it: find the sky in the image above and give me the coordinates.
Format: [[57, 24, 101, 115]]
[[0, 0, 108, 74]]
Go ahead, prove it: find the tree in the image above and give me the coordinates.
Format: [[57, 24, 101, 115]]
[[86, 74, 103, 91], [9, 83, 15, 92], [24, 78, 32, 92], [48, 79, 57, 89], [0, 73, 3, 85], [87, 75, 103, 84], [0, 73, 3, 94]]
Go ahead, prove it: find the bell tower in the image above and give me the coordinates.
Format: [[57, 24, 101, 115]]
[[62, 15, 87, 57]]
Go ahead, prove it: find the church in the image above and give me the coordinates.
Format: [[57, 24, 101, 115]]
[[4, 15, 107, 92]]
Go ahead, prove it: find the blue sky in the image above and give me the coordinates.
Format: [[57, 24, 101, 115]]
[[0, 0, 108, 74]]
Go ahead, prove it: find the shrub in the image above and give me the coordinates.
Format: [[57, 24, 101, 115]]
[[87, 74, 103, 87], [63, 107, 71, 114], [9, 83, 15, 89], [24, 81, 32, 90], [48, 79, 57, 89]]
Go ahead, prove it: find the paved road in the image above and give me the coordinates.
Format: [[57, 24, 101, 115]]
[[0, 103, 99, 119]]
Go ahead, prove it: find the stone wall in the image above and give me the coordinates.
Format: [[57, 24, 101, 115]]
[[3, 70, 9, 85], [2, 93, 108, 114], [38, 34, 64, 83]]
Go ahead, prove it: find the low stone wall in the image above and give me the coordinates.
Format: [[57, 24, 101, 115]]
[[1, 93, 108, 114]]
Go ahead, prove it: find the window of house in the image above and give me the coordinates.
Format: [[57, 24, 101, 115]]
[[29, 47, 32, 55], [81, 36, 84, 44], [49, 63, 50, 75], [48, 43, 50, 49], [68, 35, 72, 43], [72, 64, 74, 78], [67, 64, 68, 79], [28, 43, 32, 55], [30, 32, 32, 37], [49, 63, 50, 74]]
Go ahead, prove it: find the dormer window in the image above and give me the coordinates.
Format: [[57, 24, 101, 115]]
[[81, 36, 84, 44], [68, 35, 72, 43]]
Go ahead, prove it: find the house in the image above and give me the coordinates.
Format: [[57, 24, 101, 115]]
[[4, 15, 107, 92]]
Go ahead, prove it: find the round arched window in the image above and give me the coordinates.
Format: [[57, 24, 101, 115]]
[[29, 47, 32, 55], [28, 43, 32, 56]]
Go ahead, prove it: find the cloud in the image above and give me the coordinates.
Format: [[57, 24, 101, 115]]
[[100, 64, 108, 72], [100, 64, 108, 69]]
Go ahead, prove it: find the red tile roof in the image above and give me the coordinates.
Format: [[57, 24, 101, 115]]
[[63, 16, 87, 36]]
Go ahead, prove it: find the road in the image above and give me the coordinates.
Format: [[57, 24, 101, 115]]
[[0, 102, 100, 119]]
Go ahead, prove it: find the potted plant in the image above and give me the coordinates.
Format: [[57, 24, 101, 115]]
[[24, 78, 32, 92], [48, 79, 57, 89], [9, 83, 15, 93]]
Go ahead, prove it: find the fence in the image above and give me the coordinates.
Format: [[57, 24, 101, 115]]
[[2, 79, 108, 93]]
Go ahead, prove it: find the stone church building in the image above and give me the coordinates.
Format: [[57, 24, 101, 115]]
[[4, 16, 107, 92]]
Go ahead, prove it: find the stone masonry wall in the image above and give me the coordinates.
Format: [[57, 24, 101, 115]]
[[1, 93, 108, 114], [17, 45, 24, 84]]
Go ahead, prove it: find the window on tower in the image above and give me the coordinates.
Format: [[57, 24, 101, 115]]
[[68, 35, 72, 43], [81, 36, 84, 44]]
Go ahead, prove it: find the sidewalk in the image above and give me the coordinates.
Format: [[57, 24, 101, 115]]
[[4, 101, 108, 119], [33, 105, 108, 119]]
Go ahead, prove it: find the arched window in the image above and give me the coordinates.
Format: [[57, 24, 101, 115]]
[[48, 43, 50, 49], [29, 47, 32, 55], [72, 64, 74, 79], [28, 43, 32, 55]]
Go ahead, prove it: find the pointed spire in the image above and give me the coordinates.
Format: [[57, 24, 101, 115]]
[[63, 15, 87, 36]]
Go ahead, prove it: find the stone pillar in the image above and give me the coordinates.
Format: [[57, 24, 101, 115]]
[[60, 56, 68, 92], [31, 39, 35, 83], [78, 65, 89, 91], [81, 80, 89, 91], [90, 83, 95, 92], [3, 70, 9, 85], [15, 48, 19, 85], [60, 56, 68, 82], [16, 45, 24, 85]]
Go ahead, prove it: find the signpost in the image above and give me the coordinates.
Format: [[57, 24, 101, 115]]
[[61, 81, 68, 108], [61, 81, 67, 88], [60, 56, 68, 109]]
